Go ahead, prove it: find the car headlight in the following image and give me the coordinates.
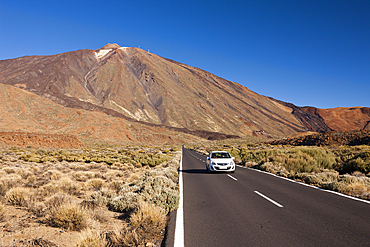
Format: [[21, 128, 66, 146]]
[[230, 160, 235, 166], [211, 161, 216, 166]]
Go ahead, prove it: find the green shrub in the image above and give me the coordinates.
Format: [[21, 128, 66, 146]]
[[322, 181, 350, 193], [304, 175, 322, 185], [343, 150, 370, 174], [88, 190, 117, 206], [241, 147, 336, 174], [107, 192, 140, 213]]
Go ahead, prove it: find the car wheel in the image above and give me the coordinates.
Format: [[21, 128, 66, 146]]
[[231, 170, 235, 174]]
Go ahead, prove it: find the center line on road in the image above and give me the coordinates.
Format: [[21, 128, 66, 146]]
[[227, 174, 237, 181], [254, 191, 284, 208]]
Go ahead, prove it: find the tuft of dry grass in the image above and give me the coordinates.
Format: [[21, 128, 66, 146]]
[[80, 200, 110, 223], [0, 203, 7, 222], [112, 202, 167, 246], [86, 178, 104, 191], [46, 193, 74, 210], [4, 187, 32, 206], [58, 176, 82, 195], [49, 202, 88, 231], [130, 202, 166, 230], [76, 228, 107, 247], [28, 201, 47, 217]]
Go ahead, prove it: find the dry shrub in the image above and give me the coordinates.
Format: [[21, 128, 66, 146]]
[[124, 202, 166, 246], [108, 192, 140, 213], [101, 170, 120, 182], [90, 207, 110, 223], [80, 200, 109, 223], [109, 180, 124, 193], [322, 181, 351, 193], [348, 182, 369, 195], [86, 178, 104, 191], [17, 168, 33, 179], [73, 171, 95, 182], [5, 187, 32, 206], [25, 174, 37, 187], [39, 182, 60, 198], [112, 162, 134, 171], [28, 201, 47, 217], [87, 189, 117, 206], [46, 193, 74, 210], [49, 202, 88, 231], [304, 172, 339, 186], [104, 202, 166, 247], [58, 176, 82, 195], [12, 238, 58, 247], [0, 174, 22, 192], [0, 203, 7, 222], [77, 228, 107, 247], [259, 162, 290, 177], [3, 167, 16, 174], [49, 170, 63, 180], [116, 228, 141, 246], [352, 171, 366, 177], [304, 175, 322, 185], [130, 202, 166, 230], [127, 172, 142, 183]]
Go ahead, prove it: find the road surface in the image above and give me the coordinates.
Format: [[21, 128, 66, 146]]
[[181, 148, 370, 246]]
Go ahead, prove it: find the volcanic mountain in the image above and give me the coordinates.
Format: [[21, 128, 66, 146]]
[[0, 43, 369, 144]]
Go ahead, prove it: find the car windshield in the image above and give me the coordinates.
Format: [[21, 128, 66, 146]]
[[211, 152, 231, 159]]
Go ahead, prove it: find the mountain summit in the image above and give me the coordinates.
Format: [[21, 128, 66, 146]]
[[99, 43, 122, 49], [0, 44, 369, 143]]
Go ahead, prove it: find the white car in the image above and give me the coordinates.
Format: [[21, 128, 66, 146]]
[[206, 151, 235, 173]]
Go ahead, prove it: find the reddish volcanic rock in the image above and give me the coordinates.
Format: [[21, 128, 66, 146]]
[[302, 107, 370, 132]]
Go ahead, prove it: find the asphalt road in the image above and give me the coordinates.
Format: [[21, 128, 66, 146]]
[[182, 148, 370, 247]]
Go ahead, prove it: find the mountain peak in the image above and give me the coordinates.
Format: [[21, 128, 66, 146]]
[[100, 43, 121, 50]]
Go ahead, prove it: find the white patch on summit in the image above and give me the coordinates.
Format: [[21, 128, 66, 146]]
[[95, 49, 112, 59]]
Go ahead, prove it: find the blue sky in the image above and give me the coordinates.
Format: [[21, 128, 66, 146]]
[[1, 0, 369, 108]]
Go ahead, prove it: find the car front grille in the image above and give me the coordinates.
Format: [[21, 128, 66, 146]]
[[215, 166, 231, 170]]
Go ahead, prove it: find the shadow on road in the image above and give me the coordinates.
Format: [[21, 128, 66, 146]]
[[181, 169, 207, 174]]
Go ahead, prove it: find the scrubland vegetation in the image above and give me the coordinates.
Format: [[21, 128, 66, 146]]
[[0, 146, 181, 246], [189, 142, 370, 200]]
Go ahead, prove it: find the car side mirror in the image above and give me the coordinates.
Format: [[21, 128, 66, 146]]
[[232, 157, 235, 160]]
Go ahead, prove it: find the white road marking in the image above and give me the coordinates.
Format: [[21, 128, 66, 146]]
[[236, 165, 370, 205], [227, 174, 238, 181], [254, 191, 284, 208], [174, 154, 184, 247]]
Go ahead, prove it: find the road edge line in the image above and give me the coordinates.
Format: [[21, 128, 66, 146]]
[[174, 151, 184, 247], [236, 165, 370, 205]]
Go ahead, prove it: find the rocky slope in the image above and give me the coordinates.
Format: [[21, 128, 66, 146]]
[[302, 107, 370, 132], [0, 83, 203, 145], [0, 43, 369, 143]]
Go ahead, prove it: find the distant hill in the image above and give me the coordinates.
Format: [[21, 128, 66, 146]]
[[0, 43, 369, 144], [266, 130, 370, 147]]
